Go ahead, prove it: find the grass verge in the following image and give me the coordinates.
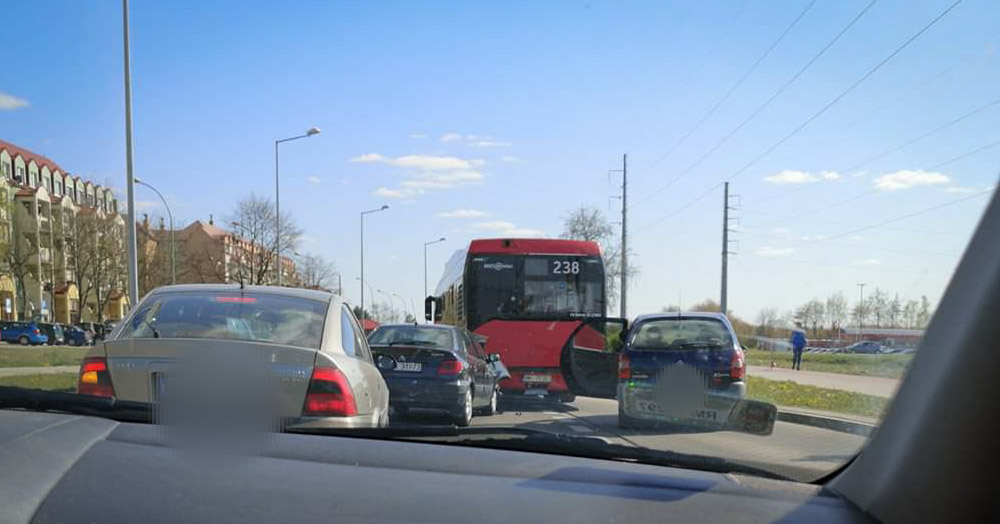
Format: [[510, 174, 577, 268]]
[[745, 349, 911, 379], [0, 372, 78, 392], [747, 376, 888, 419], [0, 346, 88, 368]]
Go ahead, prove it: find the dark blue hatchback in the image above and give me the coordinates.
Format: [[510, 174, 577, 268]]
[[368, 324, 506, 427], [616, 312, 746, 429]]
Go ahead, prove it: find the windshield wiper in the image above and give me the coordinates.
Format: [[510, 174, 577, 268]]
[[0, 387, 152, 423], [288, 425, 787, 480]]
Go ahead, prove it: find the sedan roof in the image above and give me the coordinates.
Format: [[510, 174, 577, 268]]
[[148, 284, 336, 303]]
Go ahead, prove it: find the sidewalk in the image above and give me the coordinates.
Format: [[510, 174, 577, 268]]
[[749, 365, 899, 398], [0, 365, 79, 378]]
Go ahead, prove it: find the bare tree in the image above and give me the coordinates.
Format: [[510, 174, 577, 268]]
[[902, 299, 919, 328], [755, 307, 781, 338], [65, 210, 99, 316], [917, 296, 932, 328], [795, 299, 825, 336], [227, 193, 302, 285], [560, 206, 637, 310], [296, 253, 338, 290], [89, 214, 128, 322], [825, 292, 848, 331], [690, 298, 721, 312], [6, 202, 39, 320]]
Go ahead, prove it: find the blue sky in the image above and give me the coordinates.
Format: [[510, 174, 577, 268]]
[[1, 0, 998, 321]]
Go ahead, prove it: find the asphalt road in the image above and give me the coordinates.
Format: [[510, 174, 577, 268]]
[[399, 394, 869, 481]]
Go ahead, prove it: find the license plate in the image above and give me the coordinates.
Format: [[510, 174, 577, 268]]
[[633, 400, 724, 422], [397, 362, 422, 372], [522, 374, 552, 384]]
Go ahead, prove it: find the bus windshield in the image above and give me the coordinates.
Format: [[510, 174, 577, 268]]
[[466, 255, 604, 327]]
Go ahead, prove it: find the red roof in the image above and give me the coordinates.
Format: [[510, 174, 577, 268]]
[[15, 187, 37, 197], [0, 138, 65, 173], [468, 238, 601, 256]]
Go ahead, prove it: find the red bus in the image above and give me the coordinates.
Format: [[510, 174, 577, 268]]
[[433, 238, 606, 401]]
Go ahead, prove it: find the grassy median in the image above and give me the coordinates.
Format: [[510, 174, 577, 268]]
[[0, 346, 88, 368], [745, 349, 912, 379], [0, 372, 78, 392], [747, 376, 888, 419]]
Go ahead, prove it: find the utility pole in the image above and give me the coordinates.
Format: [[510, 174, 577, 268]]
[[619, 154, 627, 319], [721, 182, 729, 315], [122, 0, 139, 307], [857, 283, 866, 342]]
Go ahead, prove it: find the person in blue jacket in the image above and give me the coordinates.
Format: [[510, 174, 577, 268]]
[[790, 325, 807, 370]]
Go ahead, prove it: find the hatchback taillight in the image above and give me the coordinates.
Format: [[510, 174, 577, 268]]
[[730, 350, 746, 380], [437, 360, 465, 376], [78, 357, 116, 397], [33, 329, 40, 335], [618, 353, 631, 379], [303, 367, 357, 416]]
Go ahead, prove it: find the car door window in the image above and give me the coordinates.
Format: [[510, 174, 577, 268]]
[[465, 332, 485, 359], [342, 306, 372, 363], [340, 308, 356, 357]]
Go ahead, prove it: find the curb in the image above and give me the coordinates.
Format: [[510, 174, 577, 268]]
[[777, 409, 876, 437]]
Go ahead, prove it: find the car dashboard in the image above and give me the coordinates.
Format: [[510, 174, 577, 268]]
[[0, 409, 872, 523]]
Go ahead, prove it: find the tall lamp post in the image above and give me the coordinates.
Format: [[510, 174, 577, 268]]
[[134, 177, 175, 284], [275, 127, 321, 285], [423, 237, 446, 296], [360, 206, 389, 323]]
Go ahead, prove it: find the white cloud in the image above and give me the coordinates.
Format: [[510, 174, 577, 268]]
[[437, 209, 490, 219], [408, 133, 426, 139], [473, 221, 517, 231], [306, 175, 322, 184], [853, 258, 882, 266], [0, 92, 29, 110], [801, 234, 827, 241], [754, 246, 794, 257], [763, 170, 843, 185], [770, 227, 792, 236], [873, 170, 950, 191], [439, 132, 511, 147], [351, 153, 480, 171], [848, 235, 864, 241], [374, 187, 417, 199], [469, 139, 511, 148], [440, 133, 462, 143], [851, 171, 868, 178], [945, 186, 977, 194], [501, 155, 520, 163], [135, 200, 160, 212]]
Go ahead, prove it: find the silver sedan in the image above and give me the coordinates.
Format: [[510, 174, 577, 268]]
[[78, 284, 389, 429]]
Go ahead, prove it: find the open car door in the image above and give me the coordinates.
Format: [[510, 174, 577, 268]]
[[562, 318, 627, 399]]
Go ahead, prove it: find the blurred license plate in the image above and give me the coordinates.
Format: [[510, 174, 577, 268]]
[[522, 374, 551, 383], [635, 400, 724, 422], [397, 362, 422, 372]]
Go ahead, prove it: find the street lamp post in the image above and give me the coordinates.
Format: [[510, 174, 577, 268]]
[[423, 237, 446, 320], [275, 127, 320, 286], [134, 177, 175, 285], [360, 205, 389, 323]]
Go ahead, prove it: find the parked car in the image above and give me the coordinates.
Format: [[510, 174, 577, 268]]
[[0, 321, 49, 346], [616, 312, 746, 429], [77, 322, 107, 341], [846, 341, 882, 354], [368, 323, 504, 427], [37, 323, 65, 345], [79, 284, 390, 429], [62, 325, 93, 347]]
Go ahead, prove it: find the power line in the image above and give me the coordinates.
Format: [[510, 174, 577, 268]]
[[633, 0, 881, 208], [635, 182, 723, 233], [723, 0, 966, 184], [639, 0, 818, 176], [750, 136, 1000, 229]]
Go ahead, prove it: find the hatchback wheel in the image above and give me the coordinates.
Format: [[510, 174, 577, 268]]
[[479, 387, 499, 416], [18, 335, 29, 346], [454, 390, 473, 427]]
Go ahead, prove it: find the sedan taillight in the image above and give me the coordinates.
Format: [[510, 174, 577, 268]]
[[78, 357, 116, 397], [303, 367, 357, 416], [437, 360, 465, 376]]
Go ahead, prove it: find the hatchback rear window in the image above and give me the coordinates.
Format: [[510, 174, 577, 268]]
[[117, 291, 328, 349], [368, 326, 455, 350], [629, 318, 732, 350]]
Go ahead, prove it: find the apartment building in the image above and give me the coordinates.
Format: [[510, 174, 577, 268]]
[[0, 138, 128, 323]]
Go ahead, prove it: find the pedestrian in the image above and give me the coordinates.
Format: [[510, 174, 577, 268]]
[[790, 324, 807, 371]]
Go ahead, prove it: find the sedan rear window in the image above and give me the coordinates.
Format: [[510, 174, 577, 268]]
[[117, 291, 328, 349], [629, 318, 732, 350], [368, 326, 454, 350]]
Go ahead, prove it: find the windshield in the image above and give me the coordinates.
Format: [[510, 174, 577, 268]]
[[118, 292, 328, 350], [369, 326, 455, 349], [1, 0, 995, 485], [466, 255, 604, 327]]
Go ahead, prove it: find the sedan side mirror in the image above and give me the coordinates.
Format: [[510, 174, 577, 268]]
[[487, 353, 501, 363]]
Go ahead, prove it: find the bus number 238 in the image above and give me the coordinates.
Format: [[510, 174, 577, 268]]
[[552, 260, 580, 274]]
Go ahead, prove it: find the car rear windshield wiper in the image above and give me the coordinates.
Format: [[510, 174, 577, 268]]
[[0, 386, 152, 423]]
